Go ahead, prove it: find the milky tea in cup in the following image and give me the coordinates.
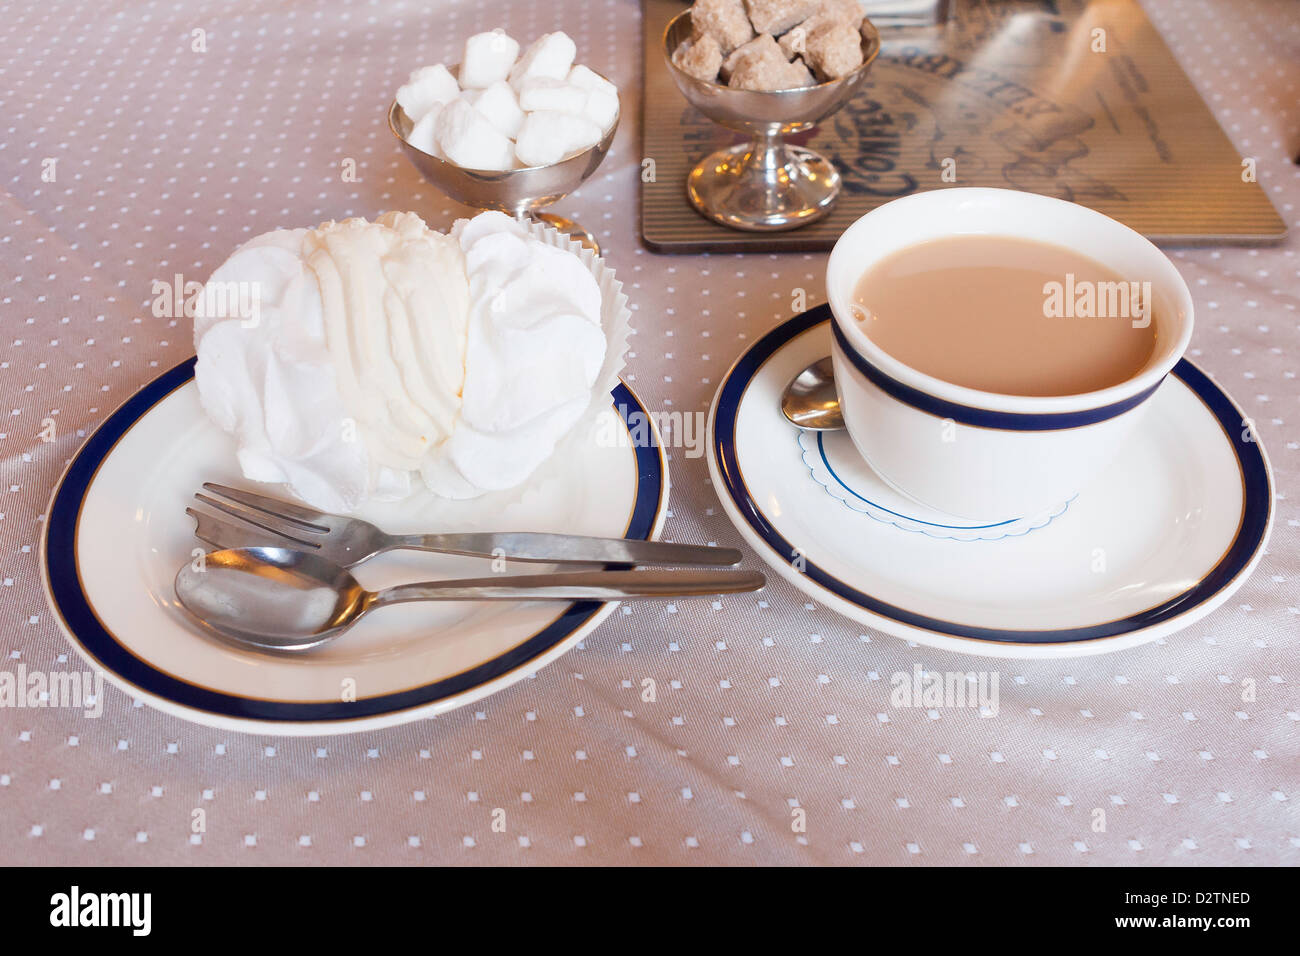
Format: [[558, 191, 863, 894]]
[[824, 188, 1193, 521], [849, 235, 1160, 397]]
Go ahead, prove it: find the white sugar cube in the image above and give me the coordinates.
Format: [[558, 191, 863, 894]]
[[515, 110, 603, 167], [582, 86, 619, 131], [508, 32, 577, 91], [565, 65, 619, 130], [471, 80, 525, 139], [567, 64, 617, 98], [461, 29, 520, 89], [406, 105, 444, 157], [517, 77, 588, 115], [396, 64, 459, 122], [437, 98, 515, 171]]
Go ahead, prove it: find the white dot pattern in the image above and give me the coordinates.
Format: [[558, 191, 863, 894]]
[[0, 0, 1298, 864]]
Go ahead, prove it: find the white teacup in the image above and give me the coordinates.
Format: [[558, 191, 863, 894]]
[[825, 187, 1194, 520]]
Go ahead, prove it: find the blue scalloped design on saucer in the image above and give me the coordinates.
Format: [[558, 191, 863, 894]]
[[796, 430, 1072, 541]]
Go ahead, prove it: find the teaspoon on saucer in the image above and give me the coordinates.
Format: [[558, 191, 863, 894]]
[[780, 357, 844, 430], [175, 547, 765, 653]]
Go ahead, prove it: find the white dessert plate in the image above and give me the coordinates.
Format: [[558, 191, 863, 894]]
[[42, 359, 667, 734], [707, 308, 1273, 658]]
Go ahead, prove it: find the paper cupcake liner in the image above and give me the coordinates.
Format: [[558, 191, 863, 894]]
[[529, 216, 633, 455]]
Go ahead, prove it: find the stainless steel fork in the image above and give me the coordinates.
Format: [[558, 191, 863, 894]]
[[188, 482, 743, 569]]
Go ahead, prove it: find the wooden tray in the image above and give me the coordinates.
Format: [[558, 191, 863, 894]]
[[640, 0, 1286, 252]]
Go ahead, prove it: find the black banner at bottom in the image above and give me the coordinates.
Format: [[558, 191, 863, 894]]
[[10, 864, 1279, 940]]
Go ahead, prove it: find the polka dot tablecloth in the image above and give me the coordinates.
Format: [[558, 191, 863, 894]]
[[1, 0, 1297, 865]]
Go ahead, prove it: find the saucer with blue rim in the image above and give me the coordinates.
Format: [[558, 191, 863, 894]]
[[41, 359, 668, 735], [707, 307, 1273, 658]]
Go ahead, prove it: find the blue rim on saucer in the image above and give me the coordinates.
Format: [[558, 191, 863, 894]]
[[711, 306, 1273, 645], [42, 358, 664, 723]]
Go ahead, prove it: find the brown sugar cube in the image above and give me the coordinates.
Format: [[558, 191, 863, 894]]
[[689, 0, 755, 55], [743, 0, 819, 36], [720, 32, 783, 81], [778, 0, 863, 58], [672, 34, 724, 82], [727, 55, 783, 91], [803, 20, 864, 80], [728, 48, 815, 90], [779, 56, 817, 88], [778, 16, 821, 58], [818, 0, 866, 25]]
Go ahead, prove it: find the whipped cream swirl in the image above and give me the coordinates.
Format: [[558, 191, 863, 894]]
[[193, 211, 606, 512]]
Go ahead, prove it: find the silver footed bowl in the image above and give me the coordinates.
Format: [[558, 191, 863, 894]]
[[663, 11, 881, 231], [387, 66, 620, 253]]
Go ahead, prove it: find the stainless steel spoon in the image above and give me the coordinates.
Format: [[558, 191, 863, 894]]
[[780, 357, 845, 430], [175, 547, 766, 652]]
